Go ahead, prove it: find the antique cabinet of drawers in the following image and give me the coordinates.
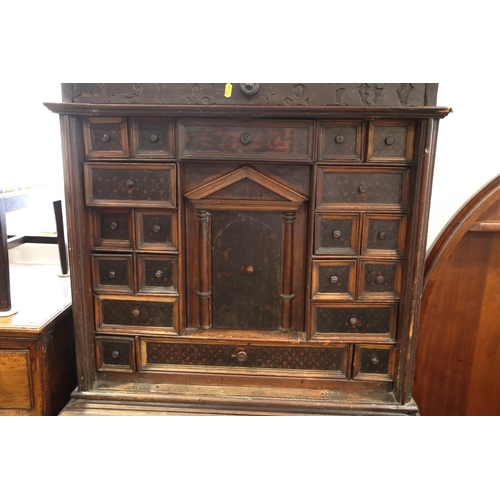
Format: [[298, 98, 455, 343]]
[[46, 83, 450, 415]]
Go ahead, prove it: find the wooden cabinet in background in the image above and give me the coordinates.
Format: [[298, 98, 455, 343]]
[[46, 83, 450, 415]]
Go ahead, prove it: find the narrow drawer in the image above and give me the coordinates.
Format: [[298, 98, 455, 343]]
[[317, 167, 409, 211], [178, 118, 314, 161], [95, 295, 178, 334], [83, 117, 129, 159], [311, 304, 398, 341], [135, 210, 178, 251], [358, 260, 402, 300], [361, 214, 407, 257], [130, 117, 175, 159], [95, 336, 135, 373], [84, 163, 176, 208], [353, 344, 396, 381], [318, 120, 364, 162], [367, 120, 415, 163], [92, 254, 134, 293], [92, 208, 134, 250], [137, 254, 178, 294], [141, 340, 349, 378], [314, 213, 360, 255], [311, 260, 356, 300]]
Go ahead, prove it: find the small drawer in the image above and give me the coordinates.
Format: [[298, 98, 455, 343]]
[[311, 260, 356, 300], [353, 344, 396, 381], [83, 117, 129, 159], [358, 260, 402, 300], [135, 210, 178, 251], [95, 295, 178, 334], [367, 120, 415, 163], [137, 255, 178, 294], [311, 304, 398, 341], [141, 340, 349, 378], [0, 350, 32, 410], [361, 214, 407, 257], [84, 163, 176, 208], [92, 209, 134, 250], [95, 336, 135, 373], [178, 118, 314, 162], [92, 254, 134, 293], [317, 167, 409, 211], [314, 213, 360, 255], [130, 117, 175, 159], [318, 120, 364, 162]]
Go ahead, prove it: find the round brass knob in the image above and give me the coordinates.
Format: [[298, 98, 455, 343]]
[[125, 179, 135, 188], [101, 133, 110, 142], [111, 350, 120, 359], [153, 225, 161, 233], [378, 231, 387, 240], [371, 355, 380, 365], [349, 317, 358, 326], [358, 184, 368, 193], [376, 275, 385, 284], [240, 133, 252, 145], [155, 270, 163, 278], [108, 271, 116, 279], [234, 351, 248, 363], [335, 135, 345, 144], [149, 133, 159, 142], [239, 83, 260, 96], [245, 265, 255, 275], [333, 230, 342, 238], [330, 275, 339, 284], [132, 309, 140, 317], [110, 222, 118, 230], [385, 136, 395, 145]]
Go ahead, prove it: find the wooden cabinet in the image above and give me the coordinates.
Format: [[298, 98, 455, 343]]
[[46, 83, 449, 415]]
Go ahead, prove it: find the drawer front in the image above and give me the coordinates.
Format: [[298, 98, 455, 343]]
[[311, 260, 356, 300], [312, 304, 397, 340], [130, 117, 175, 159], [142, 340, 348, 377], [95, 295, 178, 333], [83, 117, 129, 159], [135, 210, 178, 251], [353, 344, 396, 381], [95, 336, 135, 373], [0, 350, 32, 410], [92, 209, 134, 250], [358, 260, 402, 300], [367, 120, 415, 163], [318, 120, 364, 162], [137, 255, 178, 294], [92, 254, 134, 293], [317, 168, 409, 210], [361, 214, 407, 257], [314, 213, 360, 255], [84, 163, 176, 208], [178, 119, 314, 161]]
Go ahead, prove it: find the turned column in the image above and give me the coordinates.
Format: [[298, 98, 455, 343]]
[[280, 212, 296, 332], [197, 210, 211, 329]]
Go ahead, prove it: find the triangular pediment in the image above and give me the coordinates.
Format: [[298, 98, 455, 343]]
[[184, 166, 307, 203]]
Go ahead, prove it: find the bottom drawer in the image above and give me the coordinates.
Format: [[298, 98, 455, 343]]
[[353, 344, 396, 381], [96, 336, 136, 373], [140, 340, 349, 378]]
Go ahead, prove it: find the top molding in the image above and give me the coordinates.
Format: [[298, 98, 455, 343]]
[[61, 83, 439, 107]]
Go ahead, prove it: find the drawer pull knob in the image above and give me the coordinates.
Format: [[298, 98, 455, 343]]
[[101, 133, 110, 142], [111, 350, 120, 359], [149, 133, 159, 142], [240, 133, 252, 145], [153, 225, 161, 233], [155, 270, 163, 278], [332, 230, 342, 238], [125, 179, 135, 188], [108, 271, 116, 279], [239, 83, 260, 96], [232, 351, 248, 363], [385, 136, 395, 145], [132, 309, 140, 317], [110, 222, 118, 230], [330, 275, 339, 284], [349, 317, 358, 326], [358, 184, 368, 193], [335, 134, 345, 144], [371, 355, 380, 365], [378, 231, 387, 240], [376, 275, 385, 284], [245, 265, 255, 275]]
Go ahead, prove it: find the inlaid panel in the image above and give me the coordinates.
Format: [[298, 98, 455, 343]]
[[311, 260, 356, 300], [135, 210, 178, 251], [318, 120, 364, 162], [367, 120, 415, 163], [358, 260, 402, 300], [137, 255, 178, 294], [95, 336, 135, 373], [362, 214, 407, 257], [83, 117, 129, 159], [353, 344, 396, 381], [92, 254, 134, 293], [130, 117, 175, 159], [92, 209, 134, 250], [314, 213, 360, 255]]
